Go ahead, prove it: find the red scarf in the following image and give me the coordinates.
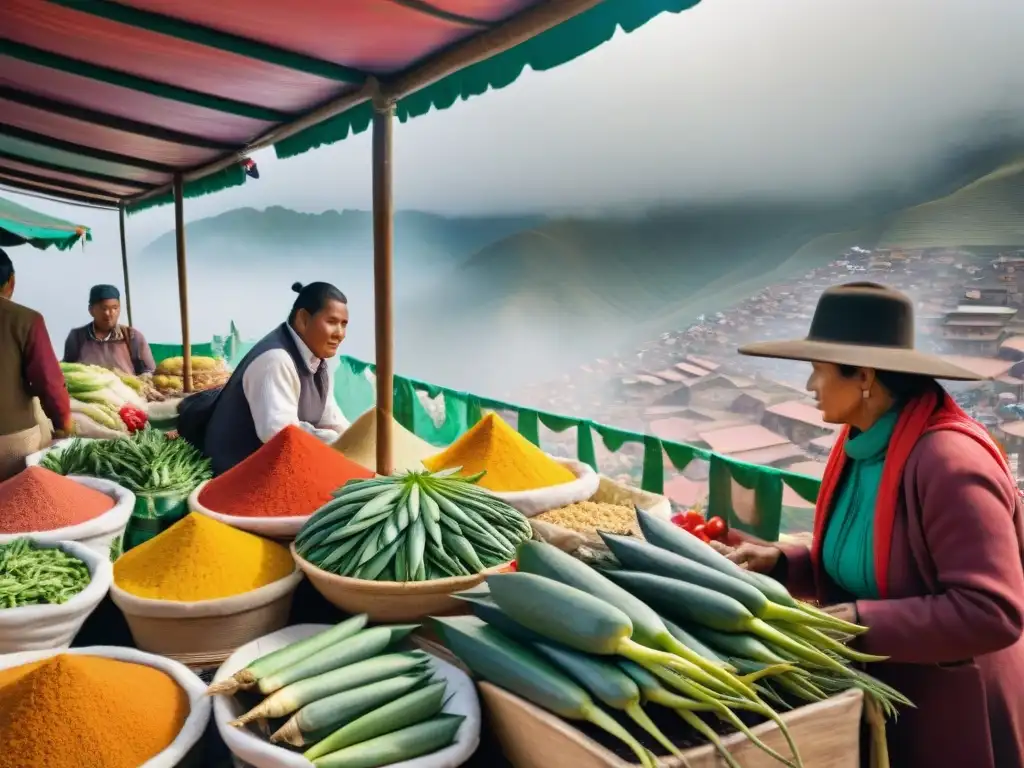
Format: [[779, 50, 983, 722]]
[[812, 387, 1013, 598]]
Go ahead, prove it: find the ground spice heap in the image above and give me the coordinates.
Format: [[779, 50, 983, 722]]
[[114, 512, 294, 601], [423, 413, 576, 492], [199, 425, 374, 517], [333, 408, 437, 473], [0, 654, 188, 768], [535, 501, 639, 540], [0, 466, 114, 534]]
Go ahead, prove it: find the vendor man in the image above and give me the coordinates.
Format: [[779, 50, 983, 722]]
[[63, 284, 156, 376], [0, 248, 73, 480], [201, 281, 350, 475]]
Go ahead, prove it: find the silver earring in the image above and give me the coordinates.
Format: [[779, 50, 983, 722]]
[[862, 390, 870, 400]]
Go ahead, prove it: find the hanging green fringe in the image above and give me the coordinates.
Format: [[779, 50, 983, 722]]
[[125, 164, 248, 216]]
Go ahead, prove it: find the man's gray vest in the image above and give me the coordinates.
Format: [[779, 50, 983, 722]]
[[204, 323, 329, 475]]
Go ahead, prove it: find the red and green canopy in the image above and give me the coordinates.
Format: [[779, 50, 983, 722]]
[[0, 0, 699, 212]]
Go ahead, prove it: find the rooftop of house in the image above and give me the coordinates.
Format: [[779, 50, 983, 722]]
[[765, 400, 835, 430], [698, 424, 791, 455]]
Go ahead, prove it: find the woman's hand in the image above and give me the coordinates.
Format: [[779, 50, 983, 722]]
[[711, 540, 782, 574], [821, 602, 858, 625]]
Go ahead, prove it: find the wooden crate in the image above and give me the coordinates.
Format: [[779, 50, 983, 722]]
[[482, 685, 863, 768], [416, 635, 863, 768]]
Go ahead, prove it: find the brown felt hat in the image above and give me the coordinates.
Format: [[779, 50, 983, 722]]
[[738, 282, 986, 381]]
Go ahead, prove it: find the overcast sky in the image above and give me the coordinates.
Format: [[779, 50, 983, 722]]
[[7, 0, 1024, 255]]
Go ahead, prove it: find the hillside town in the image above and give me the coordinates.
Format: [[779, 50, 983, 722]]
[[515, 246, 1024, 517]]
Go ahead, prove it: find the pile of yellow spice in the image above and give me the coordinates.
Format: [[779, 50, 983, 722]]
[[424, 413, 576, 492], [113, 512, 294, 601]]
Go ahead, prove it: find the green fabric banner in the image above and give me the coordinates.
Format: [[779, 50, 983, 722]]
[[163, 336, 824, 542]]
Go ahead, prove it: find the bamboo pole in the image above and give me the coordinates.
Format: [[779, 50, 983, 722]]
[[172, 175, 193, 393], [117, 203, 134, 328], [372, 98, 395, 476]]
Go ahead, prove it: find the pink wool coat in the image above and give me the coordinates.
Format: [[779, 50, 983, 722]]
[[779, 429, 1024, 768]]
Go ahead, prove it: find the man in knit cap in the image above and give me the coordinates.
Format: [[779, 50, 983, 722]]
[[63, 284, 155, 376]]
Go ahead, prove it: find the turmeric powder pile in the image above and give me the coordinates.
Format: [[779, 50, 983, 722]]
[[114, 512, 294, 601], [423, 413, 576, 492], [0, 654, 189, 768]]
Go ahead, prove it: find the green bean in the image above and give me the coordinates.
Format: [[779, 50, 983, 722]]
[[0, 539, 92, 608], [39, 429, 212, 494]]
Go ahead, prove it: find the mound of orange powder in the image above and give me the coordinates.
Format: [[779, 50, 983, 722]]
[[0, 654, 188, 768], [0, 467, 114, 533], [198, 425, 373, 517]]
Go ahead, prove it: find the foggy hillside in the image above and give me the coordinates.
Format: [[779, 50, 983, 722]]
[[140, 208, 545, 293], [134, 141, 1024, 398]]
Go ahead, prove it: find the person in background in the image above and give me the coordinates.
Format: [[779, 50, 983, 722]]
[[202, 281, 351, 475], [722, 282, 1024, 768], [0, 248, 73, 480], [63, 284, 155, 376]]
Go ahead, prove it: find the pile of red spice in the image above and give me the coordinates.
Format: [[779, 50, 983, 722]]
[[0, 467, 115, 533], [199, 425, 374, 518]]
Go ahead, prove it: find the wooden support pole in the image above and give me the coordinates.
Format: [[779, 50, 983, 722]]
[[117, 203, 134, 328], [372, 99, 395, 476], [172, 175, 193, 393]]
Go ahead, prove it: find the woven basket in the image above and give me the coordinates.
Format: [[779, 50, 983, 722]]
[[291, 543, 512, 623], [109, 570, 303, 667]]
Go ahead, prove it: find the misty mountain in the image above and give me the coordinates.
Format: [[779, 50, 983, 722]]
[[137, 142, 1024, 398], [393, 146, 1024, 394], [141, 207, 546, 295]]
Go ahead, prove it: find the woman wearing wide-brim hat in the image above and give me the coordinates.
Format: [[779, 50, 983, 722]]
[[726, 282, 1024, 768]]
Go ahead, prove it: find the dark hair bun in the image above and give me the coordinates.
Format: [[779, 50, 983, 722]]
[[291, 282, 304, 294]]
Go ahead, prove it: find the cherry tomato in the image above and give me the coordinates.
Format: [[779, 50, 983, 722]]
[[691, 524, 707, 538], [705, 517, 726, 539], [697, 533, 712, 543], [671, 513, 687, 528], [683, 510, 705, 527], [508, 561, 518, 572]]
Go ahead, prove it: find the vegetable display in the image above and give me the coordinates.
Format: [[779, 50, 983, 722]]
[[207, 617, 465, 768], [671, 509, 727, 544], [294, 469, 532, 581], [435, 508, 911, 767], [0, 539, 91, 608], [40, 429, 211, 496], [61, 362, 148, 434], [152, 356, 230, 396]]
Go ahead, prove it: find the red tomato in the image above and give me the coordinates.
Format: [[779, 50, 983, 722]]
[[705, 517, 726, 539], [683, 510, 704, 527], [697, 533, 712, 543], [671, 513, 687, 527], [508, 561, 518, 572], [691, 524, 707, 538]]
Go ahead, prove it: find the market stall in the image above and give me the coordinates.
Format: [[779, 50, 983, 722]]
[[0, 0, 893, 764], [0, 405, 894, 767]]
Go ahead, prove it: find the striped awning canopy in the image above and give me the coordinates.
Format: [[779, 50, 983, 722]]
[[0, 0, 697, 213], [0, 193, 90, 250]]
